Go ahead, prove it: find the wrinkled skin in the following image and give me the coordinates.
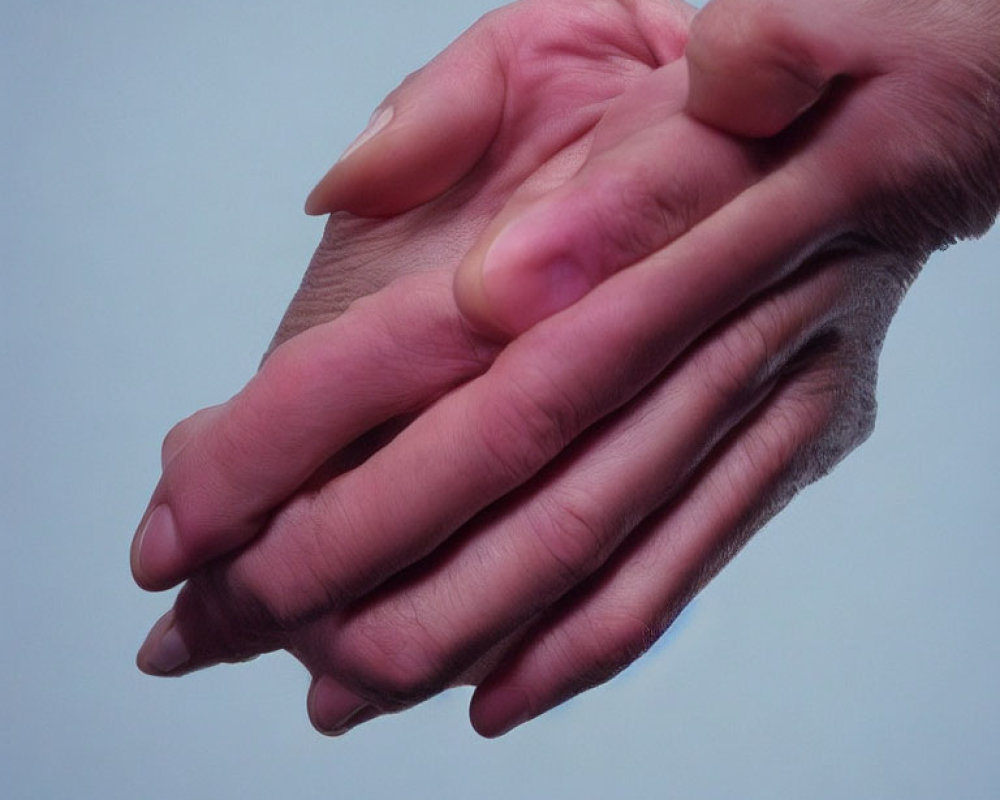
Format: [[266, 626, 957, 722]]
[[132, 0, 999, 737]]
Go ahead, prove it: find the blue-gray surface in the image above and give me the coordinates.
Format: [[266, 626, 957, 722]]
[[2, 2, 998, 798]]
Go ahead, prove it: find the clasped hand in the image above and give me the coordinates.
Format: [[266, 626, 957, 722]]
[[130, 0, 999, 737]]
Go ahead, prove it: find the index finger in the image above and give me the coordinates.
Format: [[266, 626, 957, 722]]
[[131, 269, 497, 591]]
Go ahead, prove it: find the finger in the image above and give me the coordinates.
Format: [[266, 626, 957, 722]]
[[304, 21, 505, 217], [305, 0, 698, 219], [265, 253, 853, 714], [137, 158, 855, 675], [306, 675, 381, 736], [454, 60, 766, 336], [131, 5, 702, 597], [131, 270, 497, 591], [468, 298, 877, 737], [684, 0, 874, 138], [686, 0, 1000, 251]]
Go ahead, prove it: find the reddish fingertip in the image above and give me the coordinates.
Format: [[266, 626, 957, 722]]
[[470, 685, 533, 738], [483, 255, 593, 336], [476, 220, 595, 336]]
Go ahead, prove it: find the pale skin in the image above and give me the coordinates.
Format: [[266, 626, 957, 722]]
[[131, 0, 1000, 737]]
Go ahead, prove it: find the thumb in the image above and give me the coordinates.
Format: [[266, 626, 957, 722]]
[[453, 60, 760, 338], [305, 27, 505, 217], [684, 0, 874, 138]]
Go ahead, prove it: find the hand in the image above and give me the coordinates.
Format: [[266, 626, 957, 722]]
[[142, 210, 912, 739], [133, 0, 727, 592], [131, 0, 999, 738], [134, 0, 746, 728], [454, 0, 1000, 334]]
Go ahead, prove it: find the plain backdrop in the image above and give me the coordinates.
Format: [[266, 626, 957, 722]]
[[2, 1, 998, 798]]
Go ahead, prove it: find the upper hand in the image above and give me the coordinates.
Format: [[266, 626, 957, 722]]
[[453, 0, 1000, 335]]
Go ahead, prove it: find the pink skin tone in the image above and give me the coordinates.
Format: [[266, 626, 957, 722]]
[[132, 0, 999, 737]]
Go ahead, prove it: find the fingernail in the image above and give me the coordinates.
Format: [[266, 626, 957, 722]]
[[329, 705, 381, 735], [338, 105, 394, 164], [309, 676, 374, 735], [137, 610, 190, 675], [304, 106, 396, 215], [136, 504, 181, 586]]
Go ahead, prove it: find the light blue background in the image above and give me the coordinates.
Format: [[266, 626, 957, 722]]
[[3, 2, 998, 798]]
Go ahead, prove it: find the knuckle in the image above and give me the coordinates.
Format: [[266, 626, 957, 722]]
[[259, 333, 341, 410], [475, 367, 585, 484], [553, 608, 657, 696], [752, 328, 878, 488], [798, 335, 879, 457], [215, 555, 305, 638], [642, 163, 701, 245], [528, 489, 614, 587], [584, 161, 696, 271], [337, 613, 453, 710], [235, 494, 356, 630], [593, 611, 659, 675], [176, 567, 284, 660], [696, 308, 779, 407]]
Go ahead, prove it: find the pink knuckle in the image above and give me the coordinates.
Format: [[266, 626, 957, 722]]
[[337, 622, 451, 709], [698, 317, 775, 406], [476, 369, 584, 483], [260, 337, 341, 411], [235, 500, 356, 629], [529, 491, 610, 586], [582, 164, 694, 272], [625, 162, 699, 244], [227, 557, 324, 635]]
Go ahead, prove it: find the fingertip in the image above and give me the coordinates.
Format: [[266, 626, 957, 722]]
[[453, 247, 512, 342], [309, 25, 507, 218], [469, 684, 533, 739], [303, 184, 325, 216], [308, 675, 376, 736], [454, 214, 592, 339], [130, 504, 184, 592], [340, 106, 396, 165], [304, 106, 398, 216], [452, 224, 520, 341], [302, 161, 350, 217], [483, 246, 592, 336], [684, 0, 835, 138], [136, 609, 191, 677]]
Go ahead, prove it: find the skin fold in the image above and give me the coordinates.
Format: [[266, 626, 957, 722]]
[[131, 0, 999, 737]]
